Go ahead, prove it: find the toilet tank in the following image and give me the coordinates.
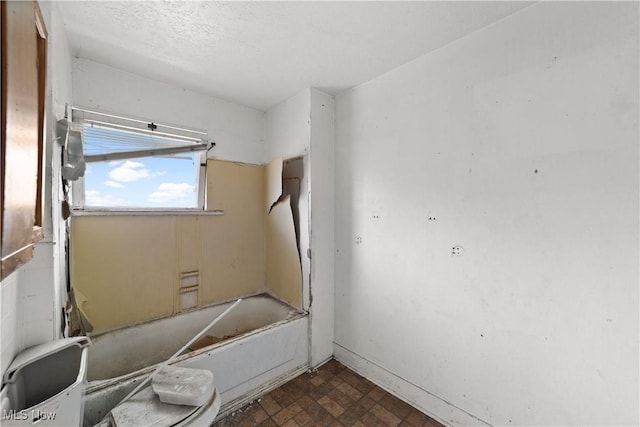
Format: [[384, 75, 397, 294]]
[[1, 337, 90, 427]]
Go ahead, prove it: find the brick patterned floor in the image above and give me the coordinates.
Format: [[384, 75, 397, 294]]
[[212, 359, 445, 427]]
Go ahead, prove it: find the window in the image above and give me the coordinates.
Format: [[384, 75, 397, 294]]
[[69, 109, 210, 210]]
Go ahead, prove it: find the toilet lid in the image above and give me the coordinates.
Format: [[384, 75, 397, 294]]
[[110, 386, 199, 427], [152, 365, 215, 407]]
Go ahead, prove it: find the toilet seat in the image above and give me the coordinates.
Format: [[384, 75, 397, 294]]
[[108, 386, 220, 427]]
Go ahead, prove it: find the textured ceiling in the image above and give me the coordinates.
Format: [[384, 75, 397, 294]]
[[59, 1, 532, 111]]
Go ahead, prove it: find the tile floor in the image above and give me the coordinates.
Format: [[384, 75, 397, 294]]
[[212, 359, 444, 427]]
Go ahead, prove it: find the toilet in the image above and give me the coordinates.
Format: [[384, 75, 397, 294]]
[[1, 337, 220, 427], [0, 337, 90, 427]]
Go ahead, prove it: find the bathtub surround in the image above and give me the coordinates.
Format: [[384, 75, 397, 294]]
[[69, 60, 335, 372], [71, 158, 303, 332], [334, 2, 638, 426], [205, 159, 268, 304], [71, 59, 336, 366]]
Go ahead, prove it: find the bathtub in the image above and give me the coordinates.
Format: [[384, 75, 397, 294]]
[[82, 294, 309, 426]]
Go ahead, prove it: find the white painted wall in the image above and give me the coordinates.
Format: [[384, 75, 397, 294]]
[[334, 2, 638, 426], [72, 58, 265, 164], [309, 90, 335, 365], [265, 89, 311, 163], [265, 88, 335, 366], [0, 272, 21, 377], [0, 1, 73, 377]]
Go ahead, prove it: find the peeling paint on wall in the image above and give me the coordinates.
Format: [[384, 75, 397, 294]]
[[267, 195, 303, 309], [265, 157, 303, 308]]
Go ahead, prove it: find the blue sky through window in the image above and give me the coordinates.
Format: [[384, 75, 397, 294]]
[[84, 155, 199, 208]]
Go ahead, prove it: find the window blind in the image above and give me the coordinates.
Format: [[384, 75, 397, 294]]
[[71, 107, 211, 163]]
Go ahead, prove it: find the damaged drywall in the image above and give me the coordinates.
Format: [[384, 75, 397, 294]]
[[264, 157, 303, 309], [283, 158, 303, 256], [266, 195, 303, 308]]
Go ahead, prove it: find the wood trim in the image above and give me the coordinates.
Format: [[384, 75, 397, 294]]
[[0, 1, 47, 279], [34, 2, 47, 39], [35, 2, 47, 229], [1, 1, 7, 245], [1, 245, 34, 280]]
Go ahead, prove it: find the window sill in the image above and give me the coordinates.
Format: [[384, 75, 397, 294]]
[[71, 209, 224, 217]]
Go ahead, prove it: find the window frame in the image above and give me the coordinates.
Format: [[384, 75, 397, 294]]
[[69, 107, 211, 213]]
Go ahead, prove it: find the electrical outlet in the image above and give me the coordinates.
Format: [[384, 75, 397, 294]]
[[451, 245, 464, 256]]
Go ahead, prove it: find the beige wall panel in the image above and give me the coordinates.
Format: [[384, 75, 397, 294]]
[[70, 216, 177, 332], [207, 159, 265, 211], [266, 196, 302, 309], [202, 160, 266, 304], [177, 216, 199, 274]]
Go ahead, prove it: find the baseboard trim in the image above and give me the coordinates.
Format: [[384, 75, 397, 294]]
[[333, 343, 492, 427]]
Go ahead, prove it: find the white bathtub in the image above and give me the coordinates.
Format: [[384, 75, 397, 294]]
[[82, 294, 309, 426]]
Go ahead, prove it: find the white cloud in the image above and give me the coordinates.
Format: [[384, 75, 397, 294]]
[[105, 180, 125, 188], [108, 160, 163, 183], [85, 190, 126, 207], [148, 182, 195, 203]]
